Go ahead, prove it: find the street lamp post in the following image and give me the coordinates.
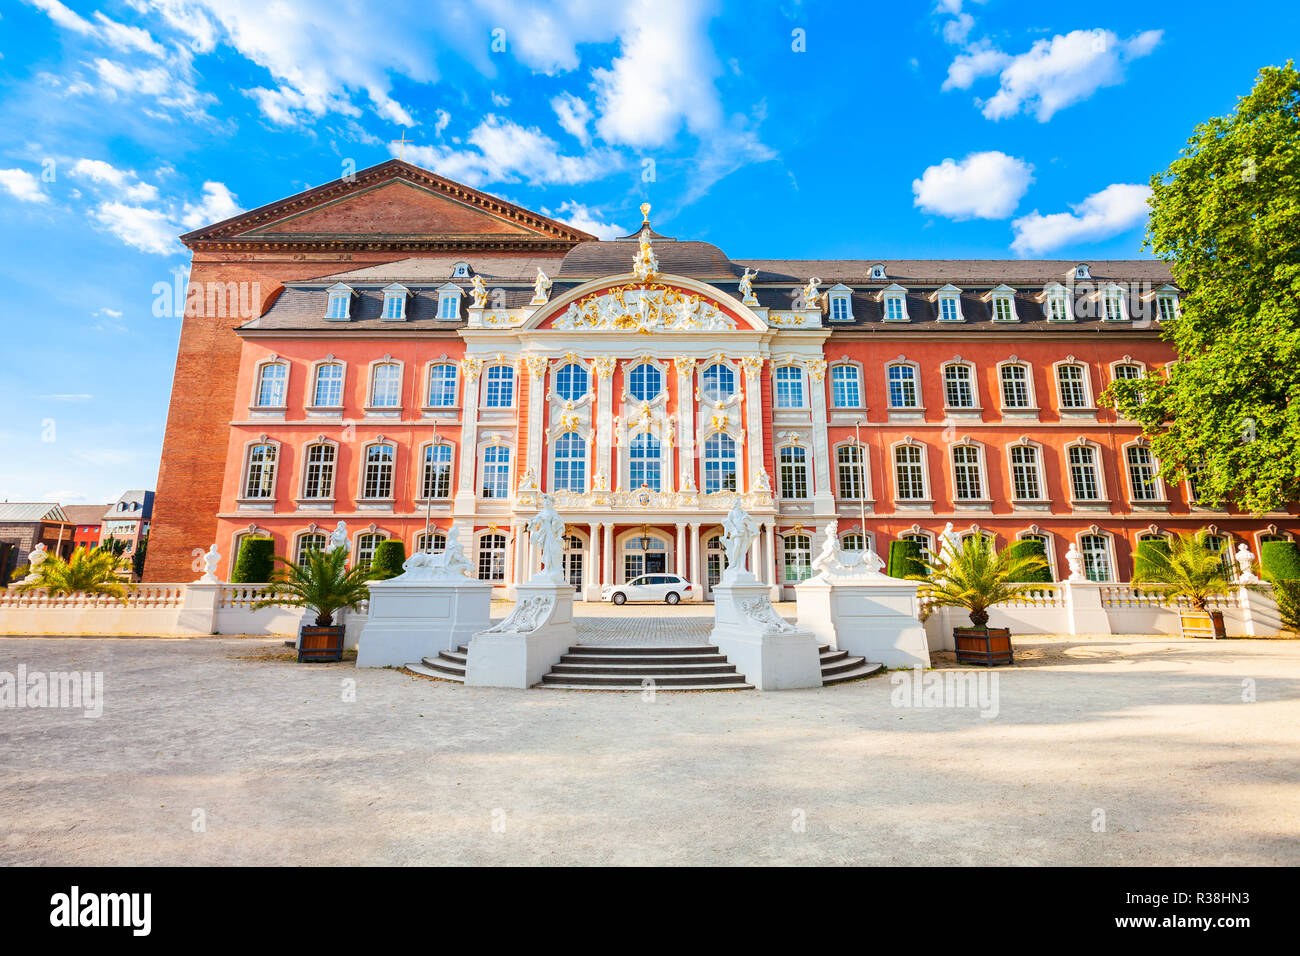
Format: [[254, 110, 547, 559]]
[[854, 419, 868, 551]]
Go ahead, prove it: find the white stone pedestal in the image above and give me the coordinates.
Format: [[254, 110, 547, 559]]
[[710, 575, 822, 690], [356, 577, 492, 668], [797, 578, 931, 668], [464, 578, 576, 689]]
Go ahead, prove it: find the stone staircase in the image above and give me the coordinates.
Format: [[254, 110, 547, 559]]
[[404, 642, 883, 689]]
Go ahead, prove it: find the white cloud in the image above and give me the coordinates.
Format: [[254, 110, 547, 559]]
[[551, 201, 624, 240], [0, 168, 49, 203], [490, 91, 510, 107], [91, 55, 214, 121], [912, 151, 1034, 220], [970, 29, 1164, 122], [180, 181, 242, 230], [552, 92, 593, 146], [942, 13, 975, 45], [402, 115, 623, 187], [70, 159, 159, 202], [592, 0, 723, 147], [1010, 182, 1152, 256], [942, 42, 1011, 91], [25, 0, 165, 56], [91, 201, 178, 254]]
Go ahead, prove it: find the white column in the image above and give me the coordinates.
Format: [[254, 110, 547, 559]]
[[526, 358, 547, 479], [587, 521, 601, 599], [689, 522, 703, 601], [765, 524, 780, 601], [509, 520, 525, 596], [676, 359, 696, 490], [808, 362, 834, 511], [595, 363, 614, 491], [744, 362, 765, 490], [675, 522, 687, 576], [455, 361, 482, 511], [603, 522, 614, 586]]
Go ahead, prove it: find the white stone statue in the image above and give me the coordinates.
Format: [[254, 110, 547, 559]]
[[469, 274, 488, 309], [801, 276, 823, 310], [809, 521, 887, 582], [753, 468, 773, 495], [1235, 543, 1259, 584], [738, 267, 758, 304], [720, 500, 760, 582], [527, 494, 567, 583], [811, 521, 841, 577], [198, 544, 221, 583], [531, 268, 552, 305], [1065, 543, 1086, 582], [938, 522, 961, 565], [329, 521, 350, 554], [22, 543, 49, 583], [397, 526, 472, 581], [517, 467, 540, 493]]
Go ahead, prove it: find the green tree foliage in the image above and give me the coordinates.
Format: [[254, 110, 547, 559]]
[[1005, 539, 1053, 582], [1273, 580, 1300, 631], [15, 546, 127, 600], [912, 536, 1049, 629], [230, 537, 275, 583], [369, 540, 406, 580], [1104, 63, 1300, 514], [96, 537, 128, 559], [886, 539, 924, 579], [253, 547, 372, 626], [1130, 531, 1232, 612], [1260, 540, 1300, 581], [131, 534, 148, 579], [1133, 537, 1173, 579]]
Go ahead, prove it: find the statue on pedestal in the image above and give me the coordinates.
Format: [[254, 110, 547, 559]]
[[527, 494, 567, 583], [198, 544, 221, 583], [738, 267, 758, 304], [469, 274, 488, 309], [721, 501, 759, 582], [23, 543, 49, 583], [1235, 543, 1259, 584], [397, 525, 472, 581], [810, 521, 886, 582], [329, 521, 350, 554], [1065, 543, 1086, 582], [531, 268, 552, 305]]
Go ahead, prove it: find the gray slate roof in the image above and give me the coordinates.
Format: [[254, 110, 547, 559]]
[[0, 503, 69, 522]]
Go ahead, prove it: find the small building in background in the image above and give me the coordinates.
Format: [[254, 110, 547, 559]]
[[63, 504, 112, 553], [0, 503, 76, 586], [100, 490, 154, 558]]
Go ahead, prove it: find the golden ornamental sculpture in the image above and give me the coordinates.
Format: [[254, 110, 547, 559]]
[[741, 356, 764, 380], [554, 283, 735, 333], [592, 355, 616, 379], [522, 354, 548, 379], [673, 356, 697, 378], [460, 356, 483, 381], [805, 359, 828, 382], [633, 217, 659, 282]]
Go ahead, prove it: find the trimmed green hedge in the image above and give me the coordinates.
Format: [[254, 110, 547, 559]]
[[887, 539, 925, 579], [1274, 580, 1300, 632], [369, 540, 406, 580], [1133, 538, 1172, 580], [1006, 539, 1052, 582], [1260, 540, 1300, 583], [230, 537, 275, 583]]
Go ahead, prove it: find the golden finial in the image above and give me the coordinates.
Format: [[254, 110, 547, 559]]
[[640, 202, 651, 223]]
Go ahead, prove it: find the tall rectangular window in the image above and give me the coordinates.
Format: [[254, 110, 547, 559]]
[[383, 292, 405, 319], [837, 445, 865, 499], [894, 445, 925, 500], [783, 535, 812, 583], [481, 445, 511, 498], [1068, 445, 1100, 500], [552, 432, 586, 492], [629, 433, 662, 491], [887, 365, 918, 408], [884, 296, 906, 321], [427, 364, 458, 407], [1056, 365, 1089, 408], [302, 444, 336, 499], [244, 444, 277, 498], [778, 446, 809, 499], [774, 366, 804, 408], [313, 363, 343, 407], [943, 364, 974, 407], [326, 292, 349, 319], [477, 533, 506, 581], [952, 445, 982, 500], [1081, 534, 1112, 582], [938, 297, 960, 322], [438, 293, 460, 320], [370, 363, 401, 407], [1000, 364, 1031, 408], [1157, 296, 1178, 322], [256, 364, 287, 407], [993, 296, 1015, 322], [703, 433, 738, 494], [831, 365, 861, 408], [484, 366, 514, 408], [421, 444, 452, 499], [1103, 290, 1126, 321], [1126, 445, 1160, 500], [829, 295, 851, 321], [1046, 292, 1069, 321], [1010, 445, 1042, 500], [362, 444, 395, 499]]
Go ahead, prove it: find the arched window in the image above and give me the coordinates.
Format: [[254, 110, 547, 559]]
[[1068, 445, 1101, 500], [783, 534, 812, 583], [837, 444, 866, 499], [831, 365, 861, 408], [703, 433, 738, 494], [841, 532, 867, 553], [427, 363, 458, 407], [894, 444, 925, 500], [554, 363, 588, 402], [355, 532, 387, 569], [301, 443, 336, 500], [415, 530, 447, 553], [553, 432, 587, 491], [255, 363, 287, 407], [481, 445, 511, 498], [421, 444, 453, 499], [887, 364, 918, 408], [1126, 445, 1160, 501], [477, 533, 507, 581], [312, 362, 343, 407], [484, 365, 514, 407], [902, 532, 933, 561], [778, 445, 809, 499], [1010, 445, 1043, 500], [701, 363, 736, 402], [943, 364, 974, 408], [629, 432, 662, 491], [1079, 534, 1112, 582], [244, 443, 277, 498], [361, 443, 395, 499], [952, 445, 983, 501], [1056, 363, 1090, 408], [370, 362, 402, 407], [774, 365, 804, 408], [628, 363, 663, 401], [1000, 363, 1031, 408], [296, 532, 327, 566]]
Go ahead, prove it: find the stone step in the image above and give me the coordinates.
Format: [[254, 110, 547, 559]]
[[405, 660, 465, 683], [820, 648, 850, 665], [560, 652, 728, 666], [822, 661, 884, 686], [541, 681, 756, 692], [549, 661, 740, 677], [541, 671, 753, 688], [568, 644, 719, 656], [821, 655, 869, 677]]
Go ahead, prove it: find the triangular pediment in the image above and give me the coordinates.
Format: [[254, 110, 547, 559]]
[[182, 160, 593, 251]]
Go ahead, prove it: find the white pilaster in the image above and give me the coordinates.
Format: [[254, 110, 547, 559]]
[[676, 360, 696, 489], [587, 521, 601, 599], [455, 360, 482, 511], [526, 359, 547, 479], [689, 522, 703, 601], [675, 522, 687, 576], [808, 364, 834, 511], [744, 361, 765, 491], [602, 522, 614, 587]]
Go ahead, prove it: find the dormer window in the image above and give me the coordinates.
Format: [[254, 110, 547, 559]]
[[1156, 293, 1180, 322], [870, 264, 887, 280], [452, 262, 471, 279], [1075, 264, 1091, 280], [381, 284, 409, 321], [827, 285, 854, 322], [878, 284, 909, 322], [984, 284, 1018, 323], [436, 283, 462, 321], [1042, 283, 1073, 322], [325, 283, 352, 320], [932, 285, 964, 323], [1101, 284, 1128, 322]]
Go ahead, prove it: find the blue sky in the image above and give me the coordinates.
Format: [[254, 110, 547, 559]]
[[0, 0, 1295, 505]]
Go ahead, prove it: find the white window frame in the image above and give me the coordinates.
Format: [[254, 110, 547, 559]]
[[308, 358, 346, 410], [886, 361, 921, 409], [941, 361, 978, 410], [835, 442, 870, 501], [777, 443, 811, 500], [381, 283, 408, 321], [358, 441, 397, 501], [626, 361, 666, 403], [476, 531, 508, 581], [239, 438, 281, 501], [931, 284, 964, 323], [252, 359, 289, 409], [950, 440, 987, 503], [1007, 441, 1047, 503], [891, 440, 931, 503], [1124, 441, 1166, 503], [1041, 282, 1074, 322], [773, 364, 807, 409], [425, 362, 459, 409], [1054, 360, 1094, 410], [324, 283, 352, 320], [1078, 532, 1114, 582], [984, 284, 1019, 323], [298, 439, 339, 502], [367, 358, 404, 410], [479, 442, 512, 499], [702, 431, 740, 494], [1064, 440, 1106, 503], [997, 360, 1037, 411], [483, 364, 515, 408], [829, 362, 863, 409], [878, 284, 909, 322], [826, 285, 854, 323], [1100, 283, 1129, 322], [436, 283, 462, 321], [418, 441, 454, 500], [552, 430, 588, 493]]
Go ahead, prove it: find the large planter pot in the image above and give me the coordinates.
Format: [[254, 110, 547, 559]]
[[1179, 610, 1226, 640], [298, 624, 345, 663], [953, 626, 1014, 666]]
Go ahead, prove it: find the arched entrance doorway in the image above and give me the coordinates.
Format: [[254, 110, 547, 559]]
[[618, 527, 672, 582]]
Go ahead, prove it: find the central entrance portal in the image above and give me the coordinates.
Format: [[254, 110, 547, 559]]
[[619, 528, 672, 583]]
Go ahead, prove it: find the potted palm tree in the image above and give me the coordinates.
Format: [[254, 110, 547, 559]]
[[913, 536, 1049, 666], [15, 546, 128, 600], [253, 547, 371, 662], [1131, 531, 1232, 639]]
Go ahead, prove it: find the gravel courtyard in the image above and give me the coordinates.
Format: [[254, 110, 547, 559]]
[[2, 631, 1298, 866]]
